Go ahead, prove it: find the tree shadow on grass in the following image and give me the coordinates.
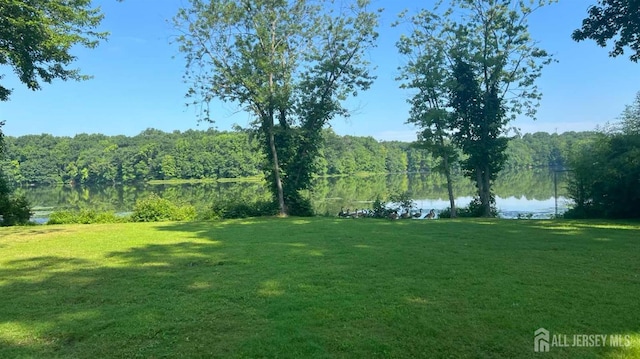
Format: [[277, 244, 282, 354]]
[[1, 218, 639, 358], [0, 226, 70, 239], [148, 217, 640, 357], [0, 240, 269, 358]]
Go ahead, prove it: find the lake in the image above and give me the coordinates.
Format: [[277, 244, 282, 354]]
[[20, 169, 571, 222]]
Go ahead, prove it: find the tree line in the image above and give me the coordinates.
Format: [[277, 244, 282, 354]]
[[1, 128, 594, 186]]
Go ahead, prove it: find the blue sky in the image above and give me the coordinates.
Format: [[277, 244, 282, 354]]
[[1, 0, 639, 141]]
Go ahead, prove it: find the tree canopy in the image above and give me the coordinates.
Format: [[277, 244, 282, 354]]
[[572, 0, 640, 62], [0, 0, 109, 102]]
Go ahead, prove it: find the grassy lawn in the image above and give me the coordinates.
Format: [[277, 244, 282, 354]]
[[1, 218, 639, 358]]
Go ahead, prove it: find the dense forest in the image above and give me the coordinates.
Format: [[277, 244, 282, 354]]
[[0, 128, 596, 186]]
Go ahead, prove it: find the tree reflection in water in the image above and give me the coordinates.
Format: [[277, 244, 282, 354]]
[[21, 169, 569, 221]]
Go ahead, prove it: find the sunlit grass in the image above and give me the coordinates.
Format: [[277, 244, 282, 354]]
[[0, 218, 639, 358]]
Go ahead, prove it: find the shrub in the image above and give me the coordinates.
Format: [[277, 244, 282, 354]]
[[208, 199, 278, 219], [285, 195, 314, 217], [47, 209, 124, 225], [440, 197, 498, 218], [131, 194, 197, 222], [0, 194, 32, 226], [1, 172, 33, 226], [371, 195, 393, 218], [389, 191, 416, 215]]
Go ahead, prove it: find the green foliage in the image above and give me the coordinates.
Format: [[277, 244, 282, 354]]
[[208, 199, 279, 220], [565, 94, 640, 219], [618, 91, 640, 135], [0, 171, 32, 226], [47, 209, 124, 225], [505, 131, 599, 169], [572, 0, 640, 62], [565, 133, 640, 219], [371, 195, 392, 218], [131, 194, 197, 222], [440, 197, 498, 218], [1, 127, 589, 187], [0, 0, 109, 101], [0, 194, 32, 226], [389, 191, 416, 215], [450, 57, 509, 217], [396, 8, 459, 216], [284, 193, 315, 217]]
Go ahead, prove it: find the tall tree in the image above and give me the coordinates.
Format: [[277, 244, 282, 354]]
[[397, 0, 555, 216], [572, 0, 640, 62], [396, 10, 459, 217], [174, 0, 379, 216], [449, 57, 508, 216]]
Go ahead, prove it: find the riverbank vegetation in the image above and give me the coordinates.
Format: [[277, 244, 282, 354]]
[[565, 92, 640, 219], [0, 129, 594, 186], [15, 169, 568, 226], [1, 218, 638, 358]]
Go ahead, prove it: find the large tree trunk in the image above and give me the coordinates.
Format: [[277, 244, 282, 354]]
[[481, 166, 492, 217], [442, 155, 457, 218], [267, 128, 287, 217], [475, 167, 488, 217]]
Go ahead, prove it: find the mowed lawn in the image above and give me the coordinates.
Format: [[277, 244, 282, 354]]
[[1, 218, 639, 358]]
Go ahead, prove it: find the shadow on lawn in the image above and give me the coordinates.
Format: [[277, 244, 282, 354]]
[[0, 240, 265, 357], [1, 218, 639, 358], [0, 226, 71, 239], [168, 214, 640, 242]]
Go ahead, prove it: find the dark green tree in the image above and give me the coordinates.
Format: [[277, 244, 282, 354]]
[[566, 92, 640, 219], [572, 0, 640, 62], [566, 133, 640, 219], [449, 57, 508, 216]]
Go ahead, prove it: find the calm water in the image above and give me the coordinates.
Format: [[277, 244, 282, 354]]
[[21, 170, 571, 222]]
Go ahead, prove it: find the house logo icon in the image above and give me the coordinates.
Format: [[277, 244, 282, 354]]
[[534, 328, 550, 352]]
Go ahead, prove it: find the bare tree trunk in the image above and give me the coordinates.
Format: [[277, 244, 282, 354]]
[[442, 155, 457, 218], [268, 127, 287, 216], [481, 167, 492, 217], [475, 168, 487, 217]]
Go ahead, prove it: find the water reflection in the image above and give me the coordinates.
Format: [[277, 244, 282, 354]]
[[20, 169, 569, 221]]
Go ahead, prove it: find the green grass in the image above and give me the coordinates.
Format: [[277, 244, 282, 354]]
[[0, 218, 639, 358]]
